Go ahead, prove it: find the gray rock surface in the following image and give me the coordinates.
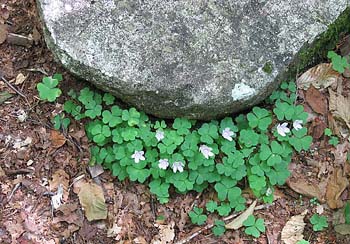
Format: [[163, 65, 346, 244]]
[[37, 0, 349, 120]]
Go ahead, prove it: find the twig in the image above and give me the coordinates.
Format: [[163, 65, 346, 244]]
[[26, 68, 48, 76], [175, 203, 271, 244], [1, 76, 27, 99], [7, 182, 21, 202], [5, 168, 34, 175]]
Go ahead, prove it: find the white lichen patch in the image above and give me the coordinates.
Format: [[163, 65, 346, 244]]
[[231, 83, 257, 101]]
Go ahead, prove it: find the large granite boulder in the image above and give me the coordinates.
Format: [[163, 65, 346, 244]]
[[37, 0, 349, 120]]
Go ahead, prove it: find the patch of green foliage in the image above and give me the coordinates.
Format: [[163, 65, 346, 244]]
[[324, 128, 339, 146], [37, 74, 62, 102], [328, 51, 349, 73], [310, 214, 328, 232], [243, 215, 266, 238], [212, 220, 226, 236], [296, 240, 310, 244], [345, 202, 350, 224], [56, 75, 312, 229], [188, 207, 207, 225]]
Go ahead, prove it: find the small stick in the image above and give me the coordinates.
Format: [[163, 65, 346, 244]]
[[26, 68, 48, 76], [175, 203, 270, 244], [5, 168, 34, 175], [7, 182, 21, 202], [1, 76, 27, 99]]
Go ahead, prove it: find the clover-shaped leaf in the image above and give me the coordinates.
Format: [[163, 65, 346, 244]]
[[248, 175, 266, 192], [273, 102, 295, 121], [102, 106, 123, 127], [214, 177, 238, 201], [37, 76, 62, 102], [90, 123, 111, 145], [122, 108, 140, 126], [78, 87, 95, 106], [127, 165, 150, 183], [328, 51, 349, 73], [243, 215, 265, 238], [103, 93, 115, 105], [288, 128, 312, 152], [111, 162, 128, 180], [310, 214, 328, 231], [85, 101, 102, 119], [212, 220, 226, 236], [217, 203, 231, 216], [198, 122, 219, 144], [239, 129, 259, 147], [205, 200, 218, 213], [188, 207, 207, 225], [173, 118, 192, 135], [149, 179, 170, 204], [259, 141, 283, 166], [247, 107, 272, 131]]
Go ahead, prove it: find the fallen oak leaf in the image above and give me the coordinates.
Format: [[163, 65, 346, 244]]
[[296, 63, 340, 90], [305, 85, 327, 115], [286, 177, 325, 203], [281, 210, 308, 244], [326, 167, 349, 209], [78, 181, 107, 221], [50, 130, 66, 149], [329, 89, 350, 130]]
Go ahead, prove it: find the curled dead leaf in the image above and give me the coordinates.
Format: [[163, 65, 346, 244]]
[[286, 177, 325, 203], [50, 130, 66, 149], [296, 63, 340, 90], [326, 168, 349, 209], [329, 89, 350, 130], [305, 85, 327, 115], [281, 210, 308, 244]]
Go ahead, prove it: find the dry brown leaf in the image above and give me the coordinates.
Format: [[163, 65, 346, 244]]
[[286, 178, 325, 202], [329, 89, 350, 130], [152, 221, 175, 244], [281, 210, 308, 244], [78, 181, 107, 221], [50, 169, 70, 202], [305, 85, 327, 115], [309, 118, 327, 139], [296, 63, 340, 90], [0, 24, 7, 44], [14, 73, 27, 85], [326, 168, 349, 209], [225, 200, 257, 230], [50, 130, 66, 149]]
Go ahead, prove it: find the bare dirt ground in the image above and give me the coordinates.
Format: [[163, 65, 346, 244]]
[[1, 1, 350, 243]]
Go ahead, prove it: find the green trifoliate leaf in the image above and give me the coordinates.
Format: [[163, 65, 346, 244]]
[[37, 76, 62, 102]]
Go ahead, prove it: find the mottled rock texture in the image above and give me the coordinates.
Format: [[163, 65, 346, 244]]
[[37, 0, 349, 120]]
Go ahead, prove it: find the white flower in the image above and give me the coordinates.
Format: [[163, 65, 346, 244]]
[[277, 123, 290, 137], [172, 161, 184, 173], [222, 127, 234, 141], [293, 120, 303, 131], [199, 145, 214, 159], [155, 130, 165, 141], [158, 159, 169, 170], [131, 150, 145, 163]]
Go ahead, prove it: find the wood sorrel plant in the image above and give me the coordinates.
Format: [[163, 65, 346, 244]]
[[62, 80, 312, 230]]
